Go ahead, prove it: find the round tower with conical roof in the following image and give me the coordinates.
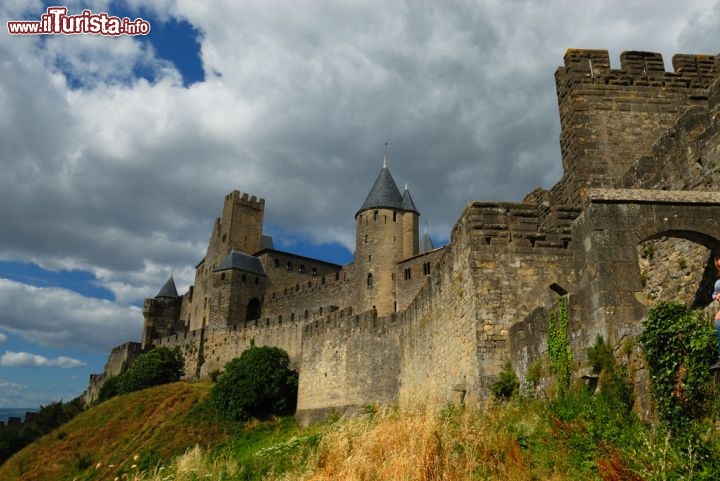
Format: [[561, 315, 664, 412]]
[[355, 156, 420, 315]]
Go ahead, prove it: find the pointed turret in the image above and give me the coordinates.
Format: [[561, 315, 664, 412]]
[[356, 165, 404, 217], [420, 228, 435, 253], [401, 185, 419, 214], [156, 276, 179, 299]]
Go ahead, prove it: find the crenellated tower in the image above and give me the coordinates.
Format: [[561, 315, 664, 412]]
[[355, 157, 420, 315], [181, 191, 266, 331], [552, 49, 720, 205]]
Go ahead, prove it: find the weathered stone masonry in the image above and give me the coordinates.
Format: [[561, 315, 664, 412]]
[[89, 49, 720, 423]]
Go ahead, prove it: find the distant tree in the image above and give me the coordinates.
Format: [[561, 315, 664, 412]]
[[0, 395, 86, 464], [210, 345, 298, 421], [119, 346, 185, 394], [0, 428, 22, 464]]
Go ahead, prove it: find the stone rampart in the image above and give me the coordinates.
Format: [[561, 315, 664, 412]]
[[262, 265, 355, 319], [296, 309, 401, 425], [395, 247, 446, 311]]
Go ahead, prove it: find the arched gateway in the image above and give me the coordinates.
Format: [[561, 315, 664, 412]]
[[572, 188, 720, 346]]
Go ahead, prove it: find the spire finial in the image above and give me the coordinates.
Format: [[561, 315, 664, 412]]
[[383, 141, 388, 168], [404, 183, 408, 191], [424, 221, 428, 234]]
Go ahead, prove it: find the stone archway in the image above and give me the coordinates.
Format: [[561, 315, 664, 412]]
[[572, 189, 720, 345]]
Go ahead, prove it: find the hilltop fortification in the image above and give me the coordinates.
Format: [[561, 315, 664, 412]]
[[88, 49, 720, 423]]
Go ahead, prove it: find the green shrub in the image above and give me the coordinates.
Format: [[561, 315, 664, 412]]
[[119, 346, 185, 394], [586, 335, 634, 413], [492, 361, 520, 400], [97, 374, 121, 403], [210, 345, 298, 421], [638, 302, 716, 429]]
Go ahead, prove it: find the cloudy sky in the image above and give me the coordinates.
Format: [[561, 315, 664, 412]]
[[0, 0, 718, 408]]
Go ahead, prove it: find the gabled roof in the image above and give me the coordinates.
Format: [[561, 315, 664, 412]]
[[156, 276, 179, 299], [214, 250, 266, 276], [401, 188, 419, 214], [356, 166, 404, 217]]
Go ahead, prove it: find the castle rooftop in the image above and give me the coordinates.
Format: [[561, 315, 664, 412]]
[[155, 276, 179, 298], [356, 162, 404, 217], [214, 250, 266, 276], [401, 187, 419, 214]]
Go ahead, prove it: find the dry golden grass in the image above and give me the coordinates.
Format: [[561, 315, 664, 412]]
[[292, 402, 568, 481]]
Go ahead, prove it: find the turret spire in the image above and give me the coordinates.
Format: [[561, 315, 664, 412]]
[[383, 141, 388, 168]]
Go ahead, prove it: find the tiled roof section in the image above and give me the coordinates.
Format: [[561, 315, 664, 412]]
[[356, 166, 404, 217], [156, 276, 179, 299], [401, 188, 419, 214], [214, 251, 267, 276], [420, 232, 435, 253]]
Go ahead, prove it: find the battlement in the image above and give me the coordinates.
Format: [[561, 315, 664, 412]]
[[225, 190, 265, 209], [454, 201, 576, 250], [302, 308, 396, 338], [553, 49, 720, 207], [109, 341, 142, 356], [558, 49, 719, 89]]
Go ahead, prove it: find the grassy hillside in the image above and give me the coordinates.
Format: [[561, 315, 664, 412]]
[[0, 381, 230, 481], [2, 381, 719, 481]]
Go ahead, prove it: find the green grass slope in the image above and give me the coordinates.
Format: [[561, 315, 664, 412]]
[[0, 381, 229, 481]]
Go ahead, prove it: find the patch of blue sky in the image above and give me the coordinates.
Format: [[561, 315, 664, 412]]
[[38, 1, 204, 88], [0, 261, 114, 301], [264, 227, 354, 266]]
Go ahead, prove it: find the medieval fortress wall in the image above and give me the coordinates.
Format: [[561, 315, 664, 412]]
[[89, 49, 720, 422]]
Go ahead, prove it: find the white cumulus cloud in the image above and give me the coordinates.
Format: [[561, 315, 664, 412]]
[[0, 279, 142, 352], [0, 351, 86, 368]]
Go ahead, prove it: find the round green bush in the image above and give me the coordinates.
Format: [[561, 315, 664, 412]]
[[119, 346, 185, 394], [210, 345, 298, 421]]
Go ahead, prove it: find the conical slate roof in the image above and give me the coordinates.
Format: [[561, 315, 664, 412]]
[[156, 276, 179, 299], [401, 188, 419, 214], [214, 250, 266, 276], [356, 165, 404, 217], [420, 232, 436, 253]]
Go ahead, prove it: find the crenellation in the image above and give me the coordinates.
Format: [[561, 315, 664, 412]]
[[89, 47, 720, 424]]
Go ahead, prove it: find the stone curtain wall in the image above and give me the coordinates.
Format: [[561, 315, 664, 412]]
[[465, 202, 576, 392], [85, 342, 142, 404], [296, 310, 401, 425], [261, 265, 356, 320], [397, 229, 479, 408], [156, 315, 305, 380], [395, 247, 446, 312]]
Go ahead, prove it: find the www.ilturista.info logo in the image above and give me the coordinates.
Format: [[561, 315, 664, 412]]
[[7, 6, 151, 36]]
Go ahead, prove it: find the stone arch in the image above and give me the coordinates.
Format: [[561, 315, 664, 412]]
[[246, 298, 261, 321], [636, 231, 718, 309], [572, 191, 720, 345]]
